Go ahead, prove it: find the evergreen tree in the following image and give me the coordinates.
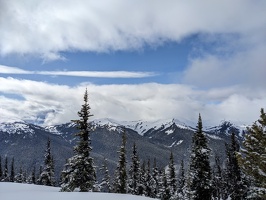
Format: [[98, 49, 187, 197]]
[[61, 89, 95, 192], [177, 160, 186, 199], [161, 170, 171, 200], [238, 108, 266, 199], [128, 142, 141, 195], [27, 166, 36, 184], [39, 138, 55, 186], [138, 161, 146, 196], [167, 151, 177, 197], [144, 159, 153, 197], [151, 158, 159, 198], [3, 157, 9, 182], [36, 166, 42, 185], [10, 157, 15, 182], [224, 132, 248, 200], [99, 158, 111, 193], [113, 129, 127, 193], [212, 155, 224, 200], [15, 166, 24, 183], [0, 156, 2, 181], [187, 114, 212, 200]]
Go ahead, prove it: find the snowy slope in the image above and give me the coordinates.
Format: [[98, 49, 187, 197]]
[[91, 118, 194, 136], [0, 182, 154, 200]]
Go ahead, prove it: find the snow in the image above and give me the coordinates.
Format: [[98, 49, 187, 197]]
[[0, 121, 35, 135], [165, 129, 174, 135], [0, 182, 154, 200]]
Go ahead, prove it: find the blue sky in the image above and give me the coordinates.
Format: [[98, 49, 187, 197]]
[[0, 0, 266, 126]]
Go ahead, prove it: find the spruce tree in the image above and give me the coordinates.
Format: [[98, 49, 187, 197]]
[[10, 157, 15, 182], [167, 151, 177, 197], [61, 89, 95, 192], [177, 160, 186, 199], [224, 132, 248, 200], [151, 158, 159, 198], [99, 158, 111, 193], [15, 166, 24, 183], [128, 142, 141, 195], [39, 138, 55, 186], [187, 114, 212, 200], [238, 108, 266, 199], [144, 159, 153, 197], [113, 129, 127, 193], [0, 156, 2, 181], [212, 155, 224, 200], [3, 157, 9, 182]]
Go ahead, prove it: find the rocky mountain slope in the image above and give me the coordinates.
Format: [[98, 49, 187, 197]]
[[0, 118, 247, 181]]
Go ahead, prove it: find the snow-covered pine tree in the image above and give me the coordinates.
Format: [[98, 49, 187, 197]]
[[187, 114, 212, 200], [238, 108, 266, 199], [161, 170, 171, 200], [113, 129, 127, 194], [27, 166, 36, 184], [39, 138, 55, 186], [151, 158, 159, 198], [177, 159, 186, 199], [99, 158, 111, 193], [15, 166, 24, 183], [144, 159, 153, 197], [3, 157, 9, 182], [224, 132, 248, 200], [128, 142, 141, 195], [10, 157, 15, 182], [0, 156, 2, 180], [212, 155, 224, 199], [60, 89, 96, 192], [138, 161, 146, 196], [167, 151, 177, 198]]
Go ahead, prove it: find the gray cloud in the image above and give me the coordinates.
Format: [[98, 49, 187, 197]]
[[0, 77, 265, 126], [0, 0, 265, 60]]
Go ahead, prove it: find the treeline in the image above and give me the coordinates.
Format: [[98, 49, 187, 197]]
[[1, 89, 265, 199]]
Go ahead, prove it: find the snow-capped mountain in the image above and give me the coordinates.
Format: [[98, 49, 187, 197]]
[[0, 118, 247, 181]]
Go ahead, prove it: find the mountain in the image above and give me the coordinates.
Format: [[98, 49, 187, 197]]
[[0, 118, 246, 182]]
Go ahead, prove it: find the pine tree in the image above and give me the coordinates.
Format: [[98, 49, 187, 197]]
[[99, 158, 111, 193], [212, 155, 224, 200], [39, 138, 55, 186], [138, 161, 146, 196], [10, 157, 15, 182], [167, 151, 177, 197], [224, 132, 248, 199], [61, 89, 95, 192], [128, 142, 141, 195], [161, 170, 171, 200], [0, 156, 2, 181], [187, 114, 212, 200], [177, 160, 186, 199], [3, 157, 9, 182], [113, 129, 127, 193], [144, 159, 153, 197], [238, 108, 266, 199], [151, 158, 159, 198], [15, 166, 24, 183]]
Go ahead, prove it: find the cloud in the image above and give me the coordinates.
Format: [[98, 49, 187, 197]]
[[0, 65, 156, 78], [0, 0, 265, 60], [0, 77, 265, 126]]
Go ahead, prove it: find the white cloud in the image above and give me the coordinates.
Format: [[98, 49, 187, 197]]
[[0, 77, 265, 126], [0, 0, 265, 60], [0, 65, 156, 78]]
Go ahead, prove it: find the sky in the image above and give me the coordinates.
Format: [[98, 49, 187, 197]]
[[0, 0, 266, 126]]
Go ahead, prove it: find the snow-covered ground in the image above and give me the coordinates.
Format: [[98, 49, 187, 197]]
[[0, 182, 153, 200]]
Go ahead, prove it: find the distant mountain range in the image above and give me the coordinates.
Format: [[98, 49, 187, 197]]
[[0, 118, 247, 181]]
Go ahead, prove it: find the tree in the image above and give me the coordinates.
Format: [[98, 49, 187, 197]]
[[0, 156, 2, 181], [99, 158, 111, 193], [224, 132, 248, 200], [151, 158, 159, 198], [187, 114, 212, 200], [61, 89, 96, 192], [238, 108, 266, 199], [39, 138, 55, 186], [15, 166, 24, 183], [113, 129, 127, 193], [3, 157, 9, 182], [128, 142, 141, 195], [212, 155, 225, 200], [167, 151, 177, 197], [177, 160, 186, 199], [10, 157, 15, 182]]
